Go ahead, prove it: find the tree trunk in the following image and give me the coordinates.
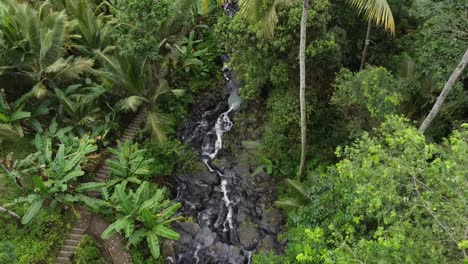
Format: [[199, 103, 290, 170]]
[[298, 0, 310, 180], [419, 49, 468, 132], [360, 20, 372, 71]]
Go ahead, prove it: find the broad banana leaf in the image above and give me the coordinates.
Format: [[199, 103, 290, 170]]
[[153, 225, 180, 240], [22, 198, 44, 225], [101, 216, 130, 239], [147, 232, 160, 259]]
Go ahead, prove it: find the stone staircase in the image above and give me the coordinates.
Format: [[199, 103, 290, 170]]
[[55, 110, 145, 264]]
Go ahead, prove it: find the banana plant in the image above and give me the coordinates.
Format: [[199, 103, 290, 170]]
[[3, 120, 107, 224], [105, 141, 154, 187], [171, 30, 209, 75], [102, 182, 182, 259], [0, 94, 31, 140], [0, 90, 50, 141]]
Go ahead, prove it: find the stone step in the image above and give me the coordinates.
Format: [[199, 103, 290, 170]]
[[70, 228, 86, 234], [56, 256, 70, 264], [124, 131, 137, 137], [122, 134, 136, 140], [68, 233, 84, 240], [76, 211, 91, 217], [62, 245, 76, 251], [126, 127, 139, 132], [58, 251, 73, 258], [64, 240, 80, 246]]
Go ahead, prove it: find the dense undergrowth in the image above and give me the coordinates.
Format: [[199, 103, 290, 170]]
[[0, 0, 466, 263]]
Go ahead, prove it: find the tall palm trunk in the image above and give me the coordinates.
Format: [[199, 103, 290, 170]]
[[360, 20, 372, 71], [298, 0, 310, 180], [419, 49, 468, 132]]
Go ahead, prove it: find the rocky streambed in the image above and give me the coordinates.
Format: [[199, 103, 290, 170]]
[[162, 21, 285, 264]]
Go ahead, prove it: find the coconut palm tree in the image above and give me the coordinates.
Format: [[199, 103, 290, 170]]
[[346, 0, 395, 70]]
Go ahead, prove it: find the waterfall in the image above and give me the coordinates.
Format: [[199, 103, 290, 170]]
[[171, 2, 283, 263]]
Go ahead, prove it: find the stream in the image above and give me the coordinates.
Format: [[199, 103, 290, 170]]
[[166, 2, 284, 263]]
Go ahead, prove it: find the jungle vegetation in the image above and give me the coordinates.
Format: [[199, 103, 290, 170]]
[[0, 0, 466, 263]]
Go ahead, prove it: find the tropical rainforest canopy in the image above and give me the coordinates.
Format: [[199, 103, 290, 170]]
[[0, 0, 466, 263]]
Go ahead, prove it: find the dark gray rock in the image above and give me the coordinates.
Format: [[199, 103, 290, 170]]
[[259, 235, 276, 253], [259, 209, 283, 234], [162, 239, 175, 263], [192, 167, 220, 185], [178, 222, 200, 236], [195, 226, 217, 248], [238, 225, 259, 250]]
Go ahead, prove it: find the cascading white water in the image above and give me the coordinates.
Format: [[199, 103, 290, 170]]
[[206, 107, 233, 160]]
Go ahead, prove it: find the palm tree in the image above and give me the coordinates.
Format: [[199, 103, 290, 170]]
[[346, 0, 395, 70], [63, 0, 116, 54], [0, 0, 94, 97], [96, 51, 185, 143]]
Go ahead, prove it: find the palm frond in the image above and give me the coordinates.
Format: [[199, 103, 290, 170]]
[[238, 0, 291, 39], [48, 57, 94, 82], [95, 51, 148, 96], [145, 111, 169, 144], [121, 96, 147, 112], [238, 0, 262, 23], [346, 0, 395, 34], [39, 11, 68, 68]]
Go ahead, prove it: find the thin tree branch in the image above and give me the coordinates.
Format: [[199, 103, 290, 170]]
[[0, 206, 21, 221]]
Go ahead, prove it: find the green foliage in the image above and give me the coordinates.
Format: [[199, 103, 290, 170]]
[[72, 236, 105, 264], [278, 116, 467, 263], [331, 67, 404, 138], [109, 0, 170, 60], [64, 0, 116, 54], [259, 89, 314, 176], [96, 51, 184, 143], [143, 139, 198, 177], [54, 84, 108, 131], [0, 241, 16, 263], [102, 181, 182, 260], [0, 92, 32, 140], [106, 141, 154, 185], [214, 0, 338, 100], [110, 0, 196, 60], [3, 120, 106, 224], [0, 209, 70, 264], [332, 67, 401, 119]]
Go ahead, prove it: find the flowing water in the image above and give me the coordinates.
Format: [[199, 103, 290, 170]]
[[170, 2, 283, 263]]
